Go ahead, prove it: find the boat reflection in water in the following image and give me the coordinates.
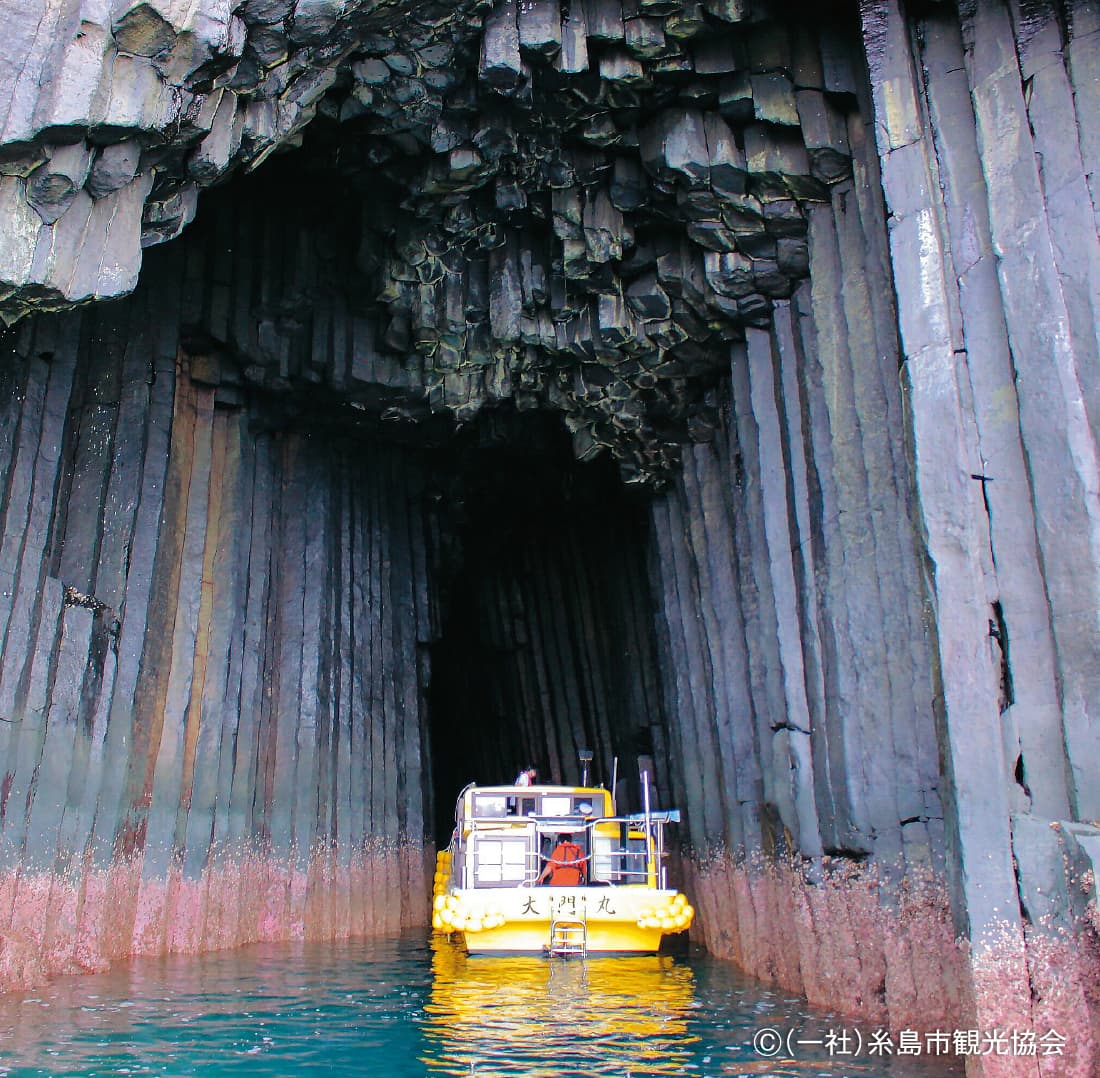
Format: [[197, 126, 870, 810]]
[[423, 935, 699, 1076]]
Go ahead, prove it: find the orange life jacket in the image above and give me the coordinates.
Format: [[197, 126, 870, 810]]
[[548, 841, 585, 886]]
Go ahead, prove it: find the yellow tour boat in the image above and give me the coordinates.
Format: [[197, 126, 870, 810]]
[[431, 778, 694, 956]]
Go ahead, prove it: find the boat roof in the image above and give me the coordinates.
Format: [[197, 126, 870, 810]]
[[463, 783, 608, 796]]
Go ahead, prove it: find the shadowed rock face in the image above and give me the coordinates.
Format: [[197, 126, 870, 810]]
[[1, 0, 1100, 1070], [0, 0, 856, 486]]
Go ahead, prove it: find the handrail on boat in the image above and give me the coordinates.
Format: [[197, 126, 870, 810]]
[[453, 812, 672, 889]]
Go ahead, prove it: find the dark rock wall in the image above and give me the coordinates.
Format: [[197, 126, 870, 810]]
[[426, 444, 669, 836], [650, 147, 942, 868], [0, 274, 436, 986], [639, 6, 1100, 1063], [646, 115, 954, 1031], [860, 1, 1100, 1068], [0, 190, 677, 987]]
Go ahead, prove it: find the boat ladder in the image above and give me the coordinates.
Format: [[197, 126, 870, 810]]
[[548, 916, 587, 958]]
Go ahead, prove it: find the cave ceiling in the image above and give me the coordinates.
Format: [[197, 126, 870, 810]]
[[2, 0, 858, 485]]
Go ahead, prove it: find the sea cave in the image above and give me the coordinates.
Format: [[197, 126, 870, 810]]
[[0, 0, 1098, 1073]]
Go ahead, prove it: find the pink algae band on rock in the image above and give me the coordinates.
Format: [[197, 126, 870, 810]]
[[0, 844, 429, 995], [686, 852, 1100, 1078]]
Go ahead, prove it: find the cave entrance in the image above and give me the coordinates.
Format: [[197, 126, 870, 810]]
[[98, 144, 685, 867], [425, 410, 665, 845]]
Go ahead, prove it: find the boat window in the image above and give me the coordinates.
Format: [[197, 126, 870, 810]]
[[591, 834, 615, 883], [472, 794, 509, 818], [474, 837, 529, 886], [540, 795, 572, 816], [576, 801, 593, 815], [518, 797, 536, 816]]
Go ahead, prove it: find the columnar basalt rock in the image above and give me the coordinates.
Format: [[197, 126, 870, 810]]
[[0, 0, 854, 485], [855, 1, 1100, 1072], [0, 1, 1098, 1075], [0, 298, 437, 986]]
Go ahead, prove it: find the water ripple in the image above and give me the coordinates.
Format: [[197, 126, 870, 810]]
[[0, 935, 959, 1078]]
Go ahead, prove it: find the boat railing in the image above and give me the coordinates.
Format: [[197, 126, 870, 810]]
[[454, 813, 676, 889]]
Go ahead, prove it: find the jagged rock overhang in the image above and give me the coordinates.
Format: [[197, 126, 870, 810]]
[[1, 0, 864, 485]]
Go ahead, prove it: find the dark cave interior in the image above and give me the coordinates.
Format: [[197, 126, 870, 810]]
[[160, 141, 689, 851], [423, 410, 663, 843]]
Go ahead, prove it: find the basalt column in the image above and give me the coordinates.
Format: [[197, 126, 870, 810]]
[[643, 3, 1100, 1074], [0, 291, 435, 989], [863, 2, 1100, 1073], [638, 9, 959, 1040]]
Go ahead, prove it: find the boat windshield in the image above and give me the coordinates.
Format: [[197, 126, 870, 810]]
[[449, 785, 677, 891], [465, 787, 610, 823]]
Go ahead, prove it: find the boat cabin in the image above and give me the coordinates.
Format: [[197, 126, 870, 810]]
[[449, 783, 677, 891]]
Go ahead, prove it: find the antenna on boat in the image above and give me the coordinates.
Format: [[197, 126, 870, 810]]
[[639, 755, 655, 886], [578, 747, 593, 787]]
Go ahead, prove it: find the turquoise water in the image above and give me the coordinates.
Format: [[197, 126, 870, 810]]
[[0, 935, 960, 1077]]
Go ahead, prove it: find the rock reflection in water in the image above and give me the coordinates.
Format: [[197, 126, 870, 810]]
[[423, 936, 698, 1076], [0, 934, 963, 1076]]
